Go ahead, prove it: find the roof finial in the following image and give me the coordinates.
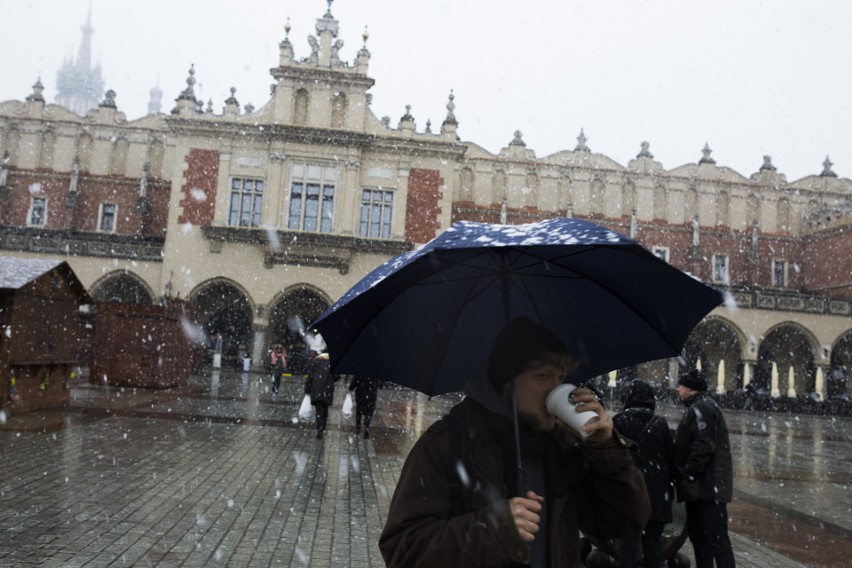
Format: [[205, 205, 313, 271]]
[[574, 128, 590, 152], [637, 141, 653, 159], [362, 26, 369, 48], [759, 155, 776, 172], [285, 17, 291, 39], [509, 130, 526, 147], [326, 0, 334, 17], [26, 78, 45, 102], [699, 142, 716, 164], [177, 64, 197, 101], [820, 155, 838, 178], [442, 89, 457, 125]]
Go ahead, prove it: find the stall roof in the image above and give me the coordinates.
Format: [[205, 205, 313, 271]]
[[0, 257, 68, 290]]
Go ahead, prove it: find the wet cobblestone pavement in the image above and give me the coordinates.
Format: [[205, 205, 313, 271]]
[[1, 369, 850, 567]]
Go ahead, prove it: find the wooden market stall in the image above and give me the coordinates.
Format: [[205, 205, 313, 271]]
[[0, 257, 91, 415]]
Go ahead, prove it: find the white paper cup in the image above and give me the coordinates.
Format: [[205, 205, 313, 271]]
[[546, 383, 600, 438]]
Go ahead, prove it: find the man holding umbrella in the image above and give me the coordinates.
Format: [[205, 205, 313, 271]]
[[379, 317, 651, 567]]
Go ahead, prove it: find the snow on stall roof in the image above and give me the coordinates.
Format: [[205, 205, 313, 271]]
[[0, 257, 65, 290]]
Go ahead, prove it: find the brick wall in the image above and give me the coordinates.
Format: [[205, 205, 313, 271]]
[[177, 149, 219, 226], [405, 168, 443, 243], [0, 169, 168, 237], [803, 226, 852, 298]]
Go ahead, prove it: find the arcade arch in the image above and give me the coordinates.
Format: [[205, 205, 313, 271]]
[[266, 285, 331, 354], [680, 317, 744, 392], [89, 271, 155, 304], [189, 279, 254, 367], [757, 322, 818, 397]]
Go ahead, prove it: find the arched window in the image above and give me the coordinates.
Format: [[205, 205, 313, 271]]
[[294, 89, 309, 126]]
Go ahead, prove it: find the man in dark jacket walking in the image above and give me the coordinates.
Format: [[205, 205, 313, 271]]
[[348, 375, 381, 438], [379, 317, 651, 567], [304, 352, 336, 439], [674, 369, 735, 567]]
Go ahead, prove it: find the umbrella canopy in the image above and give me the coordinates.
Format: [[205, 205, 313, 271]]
[[313, 218, 724, 396]]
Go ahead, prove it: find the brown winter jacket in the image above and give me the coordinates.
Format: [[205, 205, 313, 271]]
[[379, 396, 650, 567]]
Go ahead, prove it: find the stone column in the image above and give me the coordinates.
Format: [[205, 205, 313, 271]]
[[786, 366, 797, 398]]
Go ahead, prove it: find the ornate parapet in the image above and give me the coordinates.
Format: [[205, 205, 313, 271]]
[[0, 226, 164, 261], [200, 226, 412, 274], [729, 285, 850, 316]]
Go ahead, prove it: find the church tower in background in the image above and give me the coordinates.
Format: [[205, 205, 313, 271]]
[[55, 7, 104, 115]]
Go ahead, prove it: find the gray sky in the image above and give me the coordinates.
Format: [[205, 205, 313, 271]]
[[2, 0, 850, 182]]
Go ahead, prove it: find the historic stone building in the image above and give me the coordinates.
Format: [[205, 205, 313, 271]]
[[0, 5, 849, 399]]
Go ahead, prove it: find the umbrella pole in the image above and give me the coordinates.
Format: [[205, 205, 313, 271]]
[[511, 377, 525, 496]]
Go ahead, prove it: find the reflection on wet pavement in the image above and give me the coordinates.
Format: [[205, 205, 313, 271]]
[[1, 369, 850, 567]]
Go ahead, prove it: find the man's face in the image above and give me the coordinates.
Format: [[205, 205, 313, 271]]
[[676, 384, 695, 401], [506, 363, 565, 431]]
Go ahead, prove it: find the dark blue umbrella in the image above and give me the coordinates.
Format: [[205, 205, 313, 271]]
[[313, 217, 724, 396]]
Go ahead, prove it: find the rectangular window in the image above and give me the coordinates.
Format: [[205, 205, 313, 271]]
[[288, 164, 337, 232], [772, 260, 786, 287], [99, 203, 117, 232], [652, 246, 669, 263], [227, 177, 264, 227], [29, 197, 46, 227], [713, 254, 729, 284], [359, 188, 394, 239]]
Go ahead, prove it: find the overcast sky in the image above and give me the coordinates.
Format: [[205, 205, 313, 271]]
[[2, 0, 850, 182]]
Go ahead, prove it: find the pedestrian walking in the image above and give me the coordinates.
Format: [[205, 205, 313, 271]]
[[266, 344, 285, 394], [674, 369, 736, 568], [348, 375, 381, 438], [613, 379, 676, 568], [304, 352, 336, 439], [379, 317, 650, 567]]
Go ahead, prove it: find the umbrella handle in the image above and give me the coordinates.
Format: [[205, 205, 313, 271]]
[[511, 377, 525, 496]]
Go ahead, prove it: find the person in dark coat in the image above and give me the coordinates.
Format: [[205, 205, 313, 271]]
[[674, 369, 735, 568], [613, 379, 676, 568], [379, 317, 651, 567], [348, 375, 381, 438], [304, 352, 336, 439]]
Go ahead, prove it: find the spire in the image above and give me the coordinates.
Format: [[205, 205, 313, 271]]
[[177, 64, 197, 102], [55, 7, 104, 115], [574, 129, 590, 152], [78, 4, 95, 70], [699, 142, 716, 165], [148, 81, 163, 115], [820, 155, 837, 178]]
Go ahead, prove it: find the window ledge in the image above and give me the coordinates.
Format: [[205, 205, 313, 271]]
[[200, 226, 412, 274]]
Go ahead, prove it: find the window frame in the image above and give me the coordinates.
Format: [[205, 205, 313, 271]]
[[359, 187, 394, 239], [227, 177, 265, 228], [287, 163, 337, 233], [98, 202, 118, 233], [712, 254, 729, 284], [28, 196, 47, 227], [772, 259, 787, 288]]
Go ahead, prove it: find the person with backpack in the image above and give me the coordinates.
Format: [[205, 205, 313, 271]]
[[379, 317, 650, 567], [613, 379, 676, 568]]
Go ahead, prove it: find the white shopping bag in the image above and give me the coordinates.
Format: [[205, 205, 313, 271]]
[[342, 393, 353, 418], [298, 394, 313, 420]]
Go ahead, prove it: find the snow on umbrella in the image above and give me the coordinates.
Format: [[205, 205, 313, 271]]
[[312, 217, 724, 396]]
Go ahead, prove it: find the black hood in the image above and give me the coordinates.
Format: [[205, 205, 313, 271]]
[[622, 379, 656, 411]]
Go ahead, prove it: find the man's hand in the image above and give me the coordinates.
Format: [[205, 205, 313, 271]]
[[510, 491, 544, 542], [556, 386, 614, 443]]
